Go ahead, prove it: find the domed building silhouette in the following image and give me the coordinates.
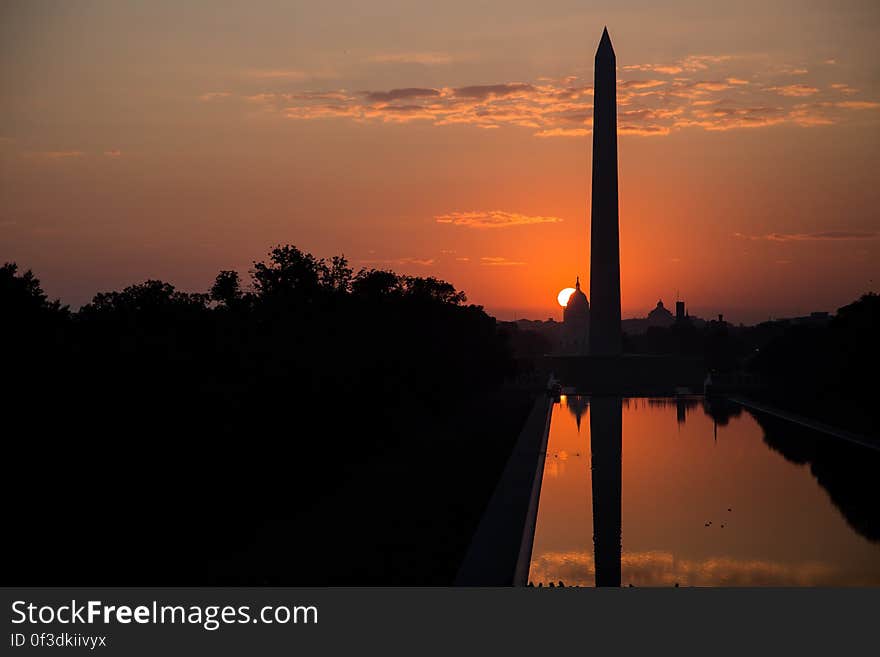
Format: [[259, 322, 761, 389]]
[[562, 277, 590, 354], [646, 299, 674, 328]]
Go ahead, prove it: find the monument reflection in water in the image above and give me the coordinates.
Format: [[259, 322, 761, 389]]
[[528, 396, 880, 587]]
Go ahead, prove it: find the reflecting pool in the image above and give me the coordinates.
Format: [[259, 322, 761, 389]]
[[528, 396, 880, 586]]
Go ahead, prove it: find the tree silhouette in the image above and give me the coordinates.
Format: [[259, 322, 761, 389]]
[[2, 245, 525, 585], [210, 270, 243, 307]]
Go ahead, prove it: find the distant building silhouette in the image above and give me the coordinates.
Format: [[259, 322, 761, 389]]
[[564, 394, 589, 432], [588, 27, 622, 356], [620, 297, 708, 334], [675, 300, 686, 322], [647, 300, 675, 328], [674, 299, 694, 328], [562, 277, 590, 354]]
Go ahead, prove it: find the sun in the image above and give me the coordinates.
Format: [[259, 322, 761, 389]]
[[557, 287, 576, 308]]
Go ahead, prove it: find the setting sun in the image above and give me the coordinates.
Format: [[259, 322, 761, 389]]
[[557, 287, 577, 308]]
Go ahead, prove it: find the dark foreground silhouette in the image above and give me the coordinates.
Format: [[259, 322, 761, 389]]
[[2, 249, 532, 584]]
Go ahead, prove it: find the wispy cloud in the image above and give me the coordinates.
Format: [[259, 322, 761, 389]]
[[453, 83, 535, 101], [622, 63, 685, 75], [436, 210, 563, 229], [480, 256, 526, 266], [836, 100, 880, 110], [623, 54, 734, 76], [534, 127, 590, 138], [397, 257, 435, 266], [362, 88, 441, 103], [359, 256, 436, 266], [830, 83, 858, 95], [199, 91, 232, 101], [767, 84, 819, 97], [210, 55, 878, 137], [676, 106, 787, 131], [620, 124, 671, 136], [619, 79, 666, 90], [103, 150, 122, 158], [369, 52, 454, 65], [735, 230, 878, 241]]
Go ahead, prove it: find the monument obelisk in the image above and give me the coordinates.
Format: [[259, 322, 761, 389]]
[[588, 27, 622, 356]]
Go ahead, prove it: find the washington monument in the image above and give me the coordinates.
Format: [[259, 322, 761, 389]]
[[588, 27, 623, 356]]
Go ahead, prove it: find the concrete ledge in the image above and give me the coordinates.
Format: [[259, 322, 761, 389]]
[[455, 394, 553, 586], [728, 394, 879, 452]]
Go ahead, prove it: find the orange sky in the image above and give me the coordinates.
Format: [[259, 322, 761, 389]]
[[1, 1, 879, 322]]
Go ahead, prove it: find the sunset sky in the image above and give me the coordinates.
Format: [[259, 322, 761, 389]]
[[2, 0, 878, 322]]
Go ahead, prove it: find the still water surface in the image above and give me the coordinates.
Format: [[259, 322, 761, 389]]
[[528, 396, 880, 586]]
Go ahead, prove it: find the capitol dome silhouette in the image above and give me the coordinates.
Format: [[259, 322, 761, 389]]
[[647, 299, 674, 328], [562, 277, 590, 354]]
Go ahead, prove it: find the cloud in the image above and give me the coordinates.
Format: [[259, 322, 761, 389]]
[[362, 88, 442, 103], [619, 79, 666, 90], [676, 106, 787, 131], [103, 150, 122, 158], [619, 124, 671, 136], [363, 104, 438, 123], [435, 210, 563, 229], [283, 103, 363, 120], [622, 63, 683, 75], [245, 93, 288, 104], [369, 52, 454, 65], [396, 257, 435, 266], [788, 107, 835, 127], [453, 83, 535, 100], [679, 54, 734, 70], [220, 54, 876, 137], [735, 231, 878, 241], [780, 67, 809, 76], [290, 91, 352, 101], [767, 84, 819, 97], [836, 100, 880, 110], [359, 256, 435, 266], [199, 91, 232, 101], [623, 54, 734, 77], [480, 256, 526, 266], [534, 128, 590, 138], [830, 83, 858, 95]]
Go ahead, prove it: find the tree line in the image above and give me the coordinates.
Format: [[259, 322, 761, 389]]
[[2, 245, 522, 583]]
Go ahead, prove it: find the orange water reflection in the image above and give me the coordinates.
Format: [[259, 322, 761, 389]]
[[528, 396, 880, 587]]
